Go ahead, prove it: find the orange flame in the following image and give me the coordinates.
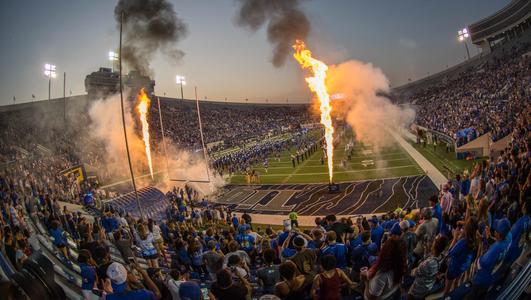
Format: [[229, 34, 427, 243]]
[[293, 40, 334, 183], [137, 88, 154, 179]]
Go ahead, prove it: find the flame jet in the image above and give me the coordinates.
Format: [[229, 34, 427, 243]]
[[293, 40, 334, 183], [137, 88, 154, 179]]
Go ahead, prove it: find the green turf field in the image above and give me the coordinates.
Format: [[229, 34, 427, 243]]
[[229, 133, 424, 184], [410, 141, 481, 179]]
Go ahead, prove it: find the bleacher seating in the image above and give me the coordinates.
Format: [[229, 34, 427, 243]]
[[104, 186, 171, 220]]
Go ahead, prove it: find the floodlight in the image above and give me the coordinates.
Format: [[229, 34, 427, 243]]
[[108, 51, 118, 61], [176, 75, 186, 84]]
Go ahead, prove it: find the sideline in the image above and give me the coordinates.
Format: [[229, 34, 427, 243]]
[[389, 129, 447, 188]]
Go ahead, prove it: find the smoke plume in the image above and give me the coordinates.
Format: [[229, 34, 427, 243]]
[[115, 0, 188, 74], [87, 93, 223, 197], [326, 60, 415, 149], [235, 0, 310, 67]]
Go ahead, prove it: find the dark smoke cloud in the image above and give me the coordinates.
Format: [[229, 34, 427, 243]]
[[115, 0, 188, 74], [236, 0, 310, 67]]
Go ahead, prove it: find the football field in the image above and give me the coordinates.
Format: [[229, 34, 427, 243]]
[[229, 134, 424, 185]]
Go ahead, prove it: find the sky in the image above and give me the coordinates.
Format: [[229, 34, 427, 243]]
[[0, 0, 509, 105]]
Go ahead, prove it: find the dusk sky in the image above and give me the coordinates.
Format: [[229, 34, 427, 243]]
[[0, 0, 509, 105]]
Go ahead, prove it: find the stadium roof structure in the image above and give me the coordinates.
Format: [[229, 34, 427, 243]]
[[469, 0, 531, 52]]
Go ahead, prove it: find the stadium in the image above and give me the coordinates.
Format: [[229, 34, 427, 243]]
[[0, 1, 529, 300]]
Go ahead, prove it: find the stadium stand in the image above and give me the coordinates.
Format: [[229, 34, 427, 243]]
[[0, 4, 529, 298]]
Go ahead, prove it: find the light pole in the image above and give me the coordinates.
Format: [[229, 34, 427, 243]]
[[108, 51, 119, 72], [458, 28, 471, 60], [176, 75, 186, 100], [44, 64, 56, 100]]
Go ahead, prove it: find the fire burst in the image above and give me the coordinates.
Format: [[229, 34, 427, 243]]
[[293, 40, 335, 183], [137, 88, 154, 179]]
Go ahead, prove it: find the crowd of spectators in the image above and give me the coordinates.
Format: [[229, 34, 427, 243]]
[[0, 101, 529, 299], [152, 102, 315, 151], [0, 42, 530, 298], [410, 43, 530, 146]]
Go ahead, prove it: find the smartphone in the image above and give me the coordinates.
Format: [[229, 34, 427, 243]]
[[92, 289, 103, 297], [201, 288, 210, 300]]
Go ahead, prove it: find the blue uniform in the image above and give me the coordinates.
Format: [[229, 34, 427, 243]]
[[371, 225, 384, 248], [505, 215, 529, 264], [322, 243, 348, 269], [236, 234, 255, 252], [473, 236, 511, 286], [447, 239, 475, 279], [80, 263, 96, 290], [433, 203, 443, 233], [50, 228, 66, 247], [106, 289, 156, 300]]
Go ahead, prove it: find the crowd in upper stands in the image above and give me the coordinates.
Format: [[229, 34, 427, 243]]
[[151, 102, 314, 151], [411, 42, 530, 146]]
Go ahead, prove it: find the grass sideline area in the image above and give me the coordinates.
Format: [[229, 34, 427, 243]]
[[229, 131, 424, 184], [410, 141, 481, 180]]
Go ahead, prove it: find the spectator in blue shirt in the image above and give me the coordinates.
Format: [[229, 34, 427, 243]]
[[429, 196, 443, 234], [369, 216, 384, 249], [231, 214, 239, 228], [49, 220, 68, 258], [321, 231, 348, 269], [504, 200, 529, 264], [465, 218, 512, 300], [78, 249, 97, 299], [445, 217, 478, 293], [236, 225, 255, 253]]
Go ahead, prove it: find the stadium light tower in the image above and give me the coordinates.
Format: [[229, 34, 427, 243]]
[[176, 75, 186, 100], [44, 63, 57, 100], [108, 51, 119, 71], [458, 28, 471, 60]]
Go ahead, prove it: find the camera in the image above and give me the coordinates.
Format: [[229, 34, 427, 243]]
[[9, 252, 66, 300]]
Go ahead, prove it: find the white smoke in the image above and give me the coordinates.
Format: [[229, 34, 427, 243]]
[[326, 60, 415, 150], [87, 93, 223, 196]]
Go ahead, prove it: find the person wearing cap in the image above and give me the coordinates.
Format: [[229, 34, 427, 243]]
[[321, 231, 348, 270], [104, 262, 161, 300], [399, 220, 417, 268], [465, 218, 512, 300], [413, 208, 439, 259], [290, 235, 316, 288], [369, 216, 384, 249], [235, 224, 255, 254]]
